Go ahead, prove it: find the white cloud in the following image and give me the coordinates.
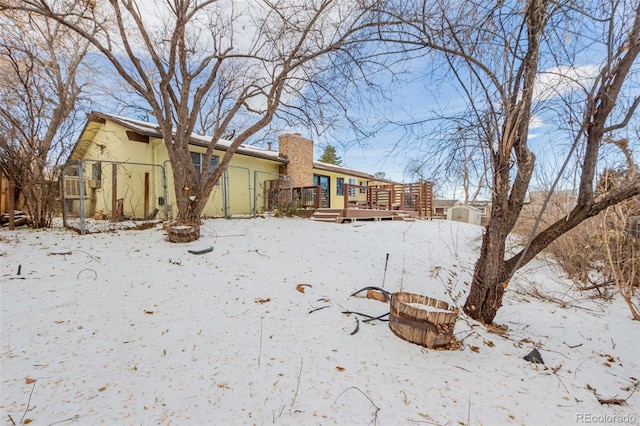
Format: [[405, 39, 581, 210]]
[[529, 114, 545, 129], [533, 64, 600, 102]]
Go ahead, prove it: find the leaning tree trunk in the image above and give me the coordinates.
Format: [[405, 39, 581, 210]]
[[463, 168, 529, 324], [464, 231, 509, 323], [463, 151, 535, 325], [462, 0, 546, 324]]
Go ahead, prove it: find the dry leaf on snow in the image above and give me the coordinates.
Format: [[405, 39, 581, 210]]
[[296, 284, 312, 293], [366, 289, 388, 302], [255, 298, 271, 304], [25, 377, 36, 384]]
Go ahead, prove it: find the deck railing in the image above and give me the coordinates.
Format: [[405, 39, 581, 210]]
[[343, 183, 395, 209], [288, 180, 433, 218], [292, 185, 321, 209]]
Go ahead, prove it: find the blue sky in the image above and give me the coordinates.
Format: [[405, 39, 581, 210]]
[[102, 47, 637, 201], [305, 58, 639, 198], [285, 65, 457, 184], [88, 0, 638, 200]]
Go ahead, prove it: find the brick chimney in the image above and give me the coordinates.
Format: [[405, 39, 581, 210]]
[[278, 133, 314, 187]]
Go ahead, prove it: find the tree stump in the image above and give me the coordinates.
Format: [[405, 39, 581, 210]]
[[166, 221, 200, 243]]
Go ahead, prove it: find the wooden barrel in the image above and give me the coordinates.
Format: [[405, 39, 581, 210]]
[[389, 292, 459, 348]]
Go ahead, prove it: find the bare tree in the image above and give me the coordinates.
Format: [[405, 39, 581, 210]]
[[380, 0, 640, 323], [598, 154, 639, 319], [0, 7, 93, 227], [406, 114, 492, 202], [1, 0, 388, 222]]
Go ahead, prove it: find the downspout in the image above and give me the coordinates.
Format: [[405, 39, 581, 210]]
[[162, 160, 170, 220], [253, 171, 258, 217], [223, 169, 229, 218], [77, 160, 86, 235], [60, 166, 68, 228]]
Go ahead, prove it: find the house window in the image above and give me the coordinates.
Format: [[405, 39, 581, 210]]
[[336, 178, 344, 196], [360, 181, 367, 194], [191, 152, 219, 179], [91, 162, 102, 180], [348, 178, 356, 196]]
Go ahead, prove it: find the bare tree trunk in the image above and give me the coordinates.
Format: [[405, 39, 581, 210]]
[[8, 177, 15, 230], [463, 144, 535, 323], [462, 0, 546, 324], [460, 0, 640, 324], [502, 1, 640, 282], [464, 217, 510, 321]]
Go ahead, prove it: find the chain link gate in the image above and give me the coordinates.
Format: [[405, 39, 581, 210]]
[[60, 159, 168, 234]]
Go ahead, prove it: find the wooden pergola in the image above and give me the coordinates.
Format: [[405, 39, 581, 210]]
[[290, 180, 434, 223]]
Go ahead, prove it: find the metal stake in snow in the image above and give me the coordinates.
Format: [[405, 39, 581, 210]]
[[10, 264, 25, 280], [382, 253, 389, 288]]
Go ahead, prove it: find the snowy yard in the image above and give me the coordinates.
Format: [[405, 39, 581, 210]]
[[1, 217, 638, 425]]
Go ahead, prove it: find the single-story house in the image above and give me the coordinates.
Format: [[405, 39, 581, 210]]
[[433, 199, 458, 219], [64, 112, 287, 219], [64, 112, 433, 221]]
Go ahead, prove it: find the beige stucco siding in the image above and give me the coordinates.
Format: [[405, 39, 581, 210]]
[[162, 146, 281, 217], [69, 120, 163, 218], [70, 115, 284, 218], [312, 168, 371, 208], [72, 120, 155, 163]]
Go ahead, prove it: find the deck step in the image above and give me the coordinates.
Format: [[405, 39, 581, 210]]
[[394, 212, 416, 222], [310, 216, 339, 223], [310, 211, 341, 223]]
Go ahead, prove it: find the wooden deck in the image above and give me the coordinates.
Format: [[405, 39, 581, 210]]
[[299, 208, 419, 223], [273, 180, 434, 222]]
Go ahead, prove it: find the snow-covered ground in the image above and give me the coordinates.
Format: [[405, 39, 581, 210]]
[[1, 217, 638, 425]]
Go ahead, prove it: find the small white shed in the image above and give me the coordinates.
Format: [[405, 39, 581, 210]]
[[447, 204, 483, 226]]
